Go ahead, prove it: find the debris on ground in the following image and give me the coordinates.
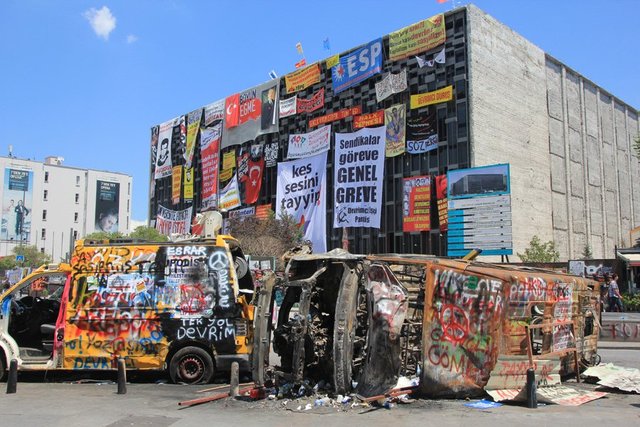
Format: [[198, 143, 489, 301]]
[[583, 363, 640, 394]]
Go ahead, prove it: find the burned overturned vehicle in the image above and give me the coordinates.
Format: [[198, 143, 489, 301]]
[[252, 251, 601, 398]]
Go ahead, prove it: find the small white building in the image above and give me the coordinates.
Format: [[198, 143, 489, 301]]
[[0, 155, 132, 262]]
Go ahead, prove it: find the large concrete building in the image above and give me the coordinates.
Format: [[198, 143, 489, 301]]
[[0, 155, 132, 262], [149, 4, 638, 260]]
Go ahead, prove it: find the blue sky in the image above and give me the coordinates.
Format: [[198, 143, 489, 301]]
[[1, 0, 638, 225]]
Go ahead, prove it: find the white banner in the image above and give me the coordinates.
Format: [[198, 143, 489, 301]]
[[279, 96, 297, 118], [204, 99, 225, 126], [219, 173, 241, 210], [276, 152, 327, 252], [333, 127, 386, 228], [156, 205, 193, 235], [375, 68, 408, 103], [154, 117, 180, 179], [287, 125, 331, 159]]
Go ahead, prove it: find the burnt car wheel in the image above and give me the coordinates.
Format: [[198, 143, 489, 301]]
[[169, 347, 214, 384], [0, 354, 6, 382]]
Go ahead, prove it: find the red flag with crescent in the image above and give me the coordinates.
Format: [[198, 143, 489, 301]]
[[245, 157, 265, 204], [225, 94, 240, 128]]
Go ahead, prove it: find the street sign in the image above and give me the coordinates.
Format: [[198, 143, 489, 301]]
[[15, 255, 25, 262]]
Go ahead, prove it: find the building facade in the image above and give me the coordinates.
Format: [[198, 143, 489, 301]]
[[0, 155, 132, 262], [149, 5, 638, 260]]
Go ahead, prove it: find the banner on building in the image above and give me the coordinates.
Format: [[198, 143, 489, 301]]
[[264, 142, 279, 168], [156, 205, 193, 236], [222, 81, 279, 149], [229, 206, 255, 220], [297, 88, 325, 114], [333, 127, 385, 228], [389, 13, 446, 61], [354, 111, 385, 129], [332, 38, 383, 94], [220, 149, 236, 182], [410, 85, 453, 109], [149, 125, 159, 198], [237, 148, 249, 183], [95, 180, 120, 233], [279, 96, 297, 118], [403, 176, 431, 232], [204, 99, 225, 126], [225, 94, 240, 129], [185, 108, 202, 168], [325, 54, 339, 69], [200, 125, 221, 210], [385, 104, 406, 157], [171, 165, 182, 205], [183, 167, 194, 201], [276, 152, 327, 253], [416, 46, 446, 68], [309, 106, 361, 128], [447, 164, 512, 257], [435, 174, 448, 232], [285, 63, 321, 94], [375, 68, 408, 103], [154, 117, 180, 179], [245, 144, 265, 204], [287, 125, 331, 159], [219, 173, 242, 210], [2, 168, 34, 241], [407, 112, 438, 154]]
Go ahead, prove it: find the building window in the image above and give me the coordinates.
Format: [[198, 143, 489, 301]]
[[42, 210, 47, 221], [74, 212, 78, 222], [127, 199, 130, 212], [41, 228, 46, 240], [128, 182, 131, 195], [43, 189, 48, 201], [73, 230, 78, 241], [44, 171, 49, 183], [75, 193, 79, 203], [76, 176, 80, 186], [40, 248, 45, 254]]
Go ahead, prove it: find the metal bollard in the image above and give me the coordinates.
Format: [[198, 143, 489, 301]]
[[230, 362, 239, 397], [526, 368, 537, 409], [117, 358, 127, 395], [6, 359, 18, 394]]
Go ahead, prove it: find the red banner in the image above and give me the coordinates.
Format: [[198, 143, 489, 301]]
[[435, 174, 448, 232], [201, 125, 221, 210], [309, 106, 362, 128], [256, 204, 272, 220], [225, 94, 240, 128], [297, 88, 325, 114], [353, 110, 384, 129], [245, 157, 264, 205]]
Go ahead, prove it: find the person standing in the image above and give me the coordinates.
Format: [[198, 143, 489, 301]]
[[608, 273, 623, 312], [14, 199, 30, 238]]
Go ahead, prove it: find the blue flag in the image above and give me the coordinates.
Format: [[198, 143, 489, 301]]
[[323, 38, 330, 51]]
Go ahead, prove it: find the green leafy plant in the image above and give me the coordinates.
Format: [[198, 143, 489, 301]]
[[581, 244, 593, 259], [517, 235, 560, 262], [0, 245, 52, 270], [621, 293, 640, 312]]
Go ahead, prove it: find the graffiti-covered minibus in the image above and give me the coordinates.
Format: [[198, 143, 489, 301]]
[[0, 234, 255, 384]]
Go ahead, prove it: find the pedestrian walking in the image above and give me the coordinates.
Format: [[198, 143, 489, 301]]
[[608, 273, 623, 312]]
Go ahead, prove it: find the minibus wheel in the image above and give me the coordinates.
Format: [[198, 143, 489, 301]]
[[169, 346, 214, 384], [0, 354, 6, 382]]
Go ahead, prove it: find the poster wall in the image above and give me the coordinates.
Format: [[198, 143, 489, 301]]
[[447, 164, 512, 257], [2, 168, 33, 241], [276, 152, 327, 252], [333, 127, 386, 228], [402, 175, 431, 232], [95, 180, 120, 233]]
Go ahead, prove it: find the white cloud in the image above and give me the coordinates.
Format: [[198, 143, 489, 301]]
[[126, 34, 138, 44], [83, 6, 116, 40]]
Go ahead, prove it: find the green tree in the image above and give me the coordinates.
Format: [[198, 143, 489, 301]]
[[0, 245, 52, 270], [517, 235, 560, 263], [82, 231, 125, 240], [129, 225, 169, 242], [581, 244, 593, 259]]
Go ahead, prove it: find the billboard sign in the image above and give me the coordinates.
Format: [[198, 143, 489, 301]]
[[95, 180, 120, 233], [2, 168, 33, 241]]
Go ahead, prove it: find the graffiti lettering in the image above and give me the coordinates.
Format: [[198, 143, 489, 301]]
[[176, 318, 235, 341]]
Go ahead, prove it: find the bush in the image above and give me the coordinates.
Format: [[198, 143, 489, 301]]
[[621, 293, 640, 312]]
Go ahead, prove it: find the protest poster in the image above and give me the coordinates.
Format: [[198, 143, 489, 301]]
[[185, 108, 202, 167], [256, 204, 273, 220], [333, 127, 385, 228], [410, 85, 453, 109], [285, 63, 321, 94], [203, 99, 225, 126], [183, 167, 194, 202], [403, 176, 431, 232], [389, 13, 446, 61], [279, 96, 297, 118], [154, 116, 181, 179], [200, 125, 221, 210], [309, 106, 361, 128], [264, 142, 279, 168], [219, 173, 241, 210], [375, 69, 408, 103], [156, 205, 193, 236], [385, 104, 406, 157], [149, 125, 159, 198], [436, 174, 448, 232], [353, 111, 384, 129], [332, 38, 383, 94], [287, 125, 331, 159], [245, 144, 265, 204], [171, 165, 182, 205], [221, 81, 279, 148], [276, 152, 327, 252], [407, 112, 438, 154]]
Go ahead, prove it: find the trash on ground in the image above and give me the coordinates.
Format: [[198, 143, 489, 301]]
[[583, 363, 640, 394]]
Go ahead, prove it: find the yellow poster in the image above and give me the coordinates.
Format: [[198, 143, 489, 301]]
[[185, 109, 202, 167], [325, 54, 339, 69], [222, 150, 236, 170], [171, 165, 182, 204], [389, 14, 446, 61], [285, 63, 321, 94], [183, 167, 194, 201], [410, 85, 453, 109]]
